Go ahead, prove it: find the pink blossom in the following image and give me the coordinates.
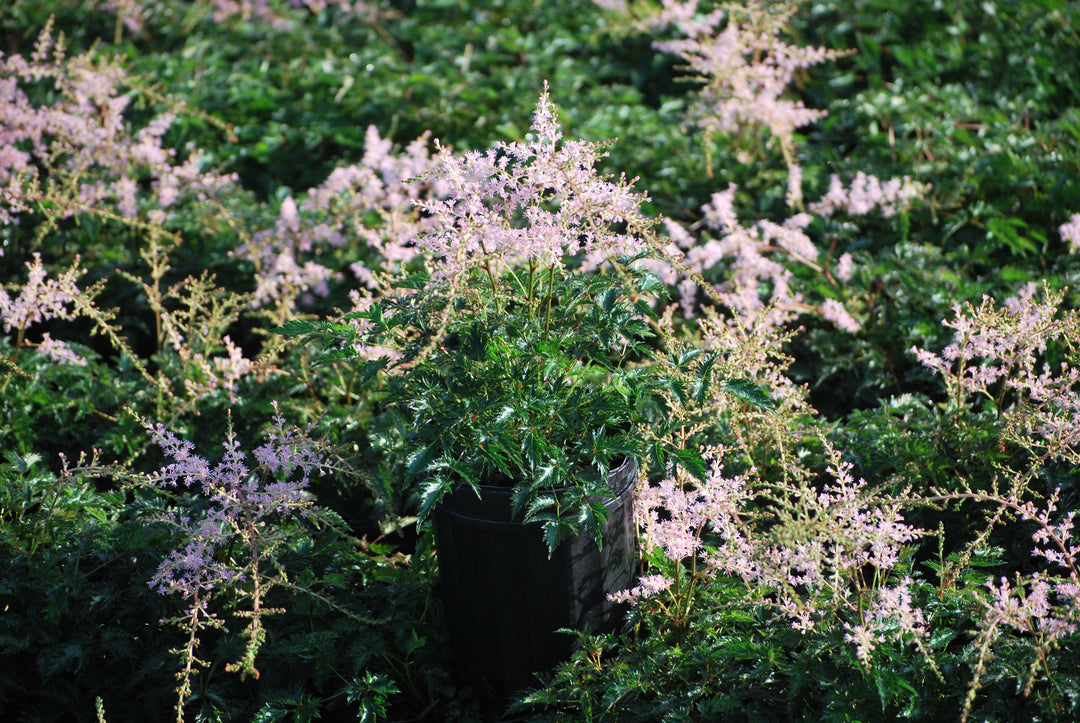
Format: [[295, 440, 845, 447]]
[[1059, 213, 1080, 253], [0, 22, 237, 227], [212, 336, 255, 402], [0, 253, 85, 333], [607, 574, 674, 606], [147, 410, 324, 601], [414, 83, 655, 283], [809, 172, 927, 218], [835, 252, 854, 282], [821, 298, 860, 333], [35, 332, 88, 366]]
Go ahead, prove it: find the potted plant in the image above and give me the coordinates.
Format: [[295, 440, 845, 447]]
[[275, 84, 771, 711]]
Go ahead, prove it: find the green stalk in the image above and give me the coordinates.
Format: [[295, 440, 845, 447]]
[[476, 237, 502, 315], [543, 263, 556, 338], [526, 261, 537, 307]]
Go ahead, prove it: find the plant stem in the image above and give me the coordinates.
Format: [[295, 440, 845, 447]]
[[543, 263, 556, 338]]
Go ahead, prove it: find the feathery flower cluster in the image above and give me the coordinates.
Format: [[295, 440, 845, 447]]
[[843, 576, 927, 662], [623, 0, 849, 207], [0, 20, 236, 227], [621, 443, 923, 645], [1059, 212, 1080, 253], [232, 127, 436, 313], [211, 0, 377, 26], [821, 298, 860, 334], [607, 574, 675, 606], [911, 283, 1080, 462], [147, 407, 323, 600], [416, 82, 655, 282], [235, 196, 344, 311], [143, 407, 327, 710], [312, 126, 439, 290], [35, 332, 88, 366], [92, 0, 146, 36], [809, 172, 928, 218], [659, 184, 801, 322], [0, 253, 85, 334], [658, 183, 864, 332], [0, 253, 88, 364], [690, 302, 809, 413]]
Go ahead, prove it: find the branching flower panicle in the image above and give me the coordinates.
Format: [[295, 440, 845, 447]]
[[416, 82, 654, 285], [604, 0, 852, 207], [145, 405, 327, 719], [0, 18, 237, 229]]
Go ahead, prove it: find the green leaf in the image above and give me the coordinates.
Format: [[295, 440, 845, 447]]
[[541, 517, 577, 557], [719, 378, 776, 412], [694, 353, 718, 404], [316, 348, 361, 365], [358, 357, 390, 384], [416, 475, 449, 523], [395, 271, 430, 290], [270, 319, 319, 337], [674, 348, 706, 368], [672, 447, 708, 481]]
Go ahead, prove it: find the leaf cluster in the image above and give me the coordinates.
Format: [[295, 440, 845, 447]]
[[277, 259, 765, 551]]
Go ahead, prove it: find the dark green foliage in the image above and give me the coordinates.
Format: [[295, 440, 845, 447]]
[[0, 451, 469, 722], [2, 0, 1080, 720], [277, 261, 770, 552]]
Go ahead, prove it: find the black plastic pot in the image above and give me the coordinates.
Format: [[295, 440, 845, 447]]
[[431, 457, 639, 715]]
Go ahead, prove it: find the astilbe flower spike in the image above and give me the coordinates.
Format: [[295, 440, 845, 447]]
[[232, 126, 438, 318], [607, 0, 852, 207], [1059, 212, 1080, 253], [416, 82, 655, 283], [0, 19, 237, 228], [911, 282, 1080, 464], [144, 406, 326, 718], [0, 253, 89, 365]]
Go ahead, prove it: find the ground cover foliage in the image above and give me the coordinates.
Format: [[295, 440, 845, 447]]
[[1, 0, 1079, 721]]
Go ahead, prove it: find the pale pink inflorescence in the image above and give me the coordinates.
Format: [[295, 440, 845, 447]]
[[0, 253, 85, 334], [232, 126, 438, 313], [0, 20, 237, 228], [415, 83, 653, 283], [843, 576, 927, 662], [147, 405, 324, 600], [1059, 213, 1080, 253], [612, 0, 849, 208], [911, 283, 1080, 461], [616, 444, 925, 646], [592, 0, 930, 336], [211, 0, 377, 26], [910, 283, 1080, 679], [0, 253, 89, 365]]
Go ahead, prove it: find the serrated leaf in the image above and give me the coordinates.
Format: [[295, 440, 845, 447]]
[[270, 319, 319, 337], [522, 491, 557, 522], [694, 353, 718, 404], [674, 348, 705, 367], [672, 447, 708, 481], [598, 287, 619, 313], [720, 378, 776, 412], [356, 357, 389, 384], [405, 446, 434, 480], [542, 518, 577, 557], [316, 348, 361, 365], [416, 476, 450, 523], [395, 272, 430, 290]]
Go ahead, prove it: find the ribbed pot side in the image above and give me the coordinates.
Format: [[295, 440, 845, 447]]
[[431, 457, 639, 714]]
